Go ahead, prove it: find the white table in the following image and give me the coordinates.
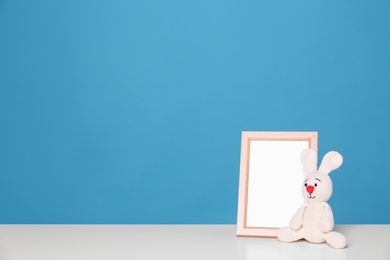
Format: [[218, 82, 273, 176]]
[[0, 225, 388, 260]]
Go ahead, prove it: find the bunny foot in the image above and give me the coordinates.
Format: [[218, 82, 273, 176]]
[[277, 227, 303, 243], [325, 231, 347, 249]]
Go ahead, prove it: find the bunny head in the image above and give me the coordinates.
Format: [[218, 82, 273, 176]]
[[300, 149, 343, 203]]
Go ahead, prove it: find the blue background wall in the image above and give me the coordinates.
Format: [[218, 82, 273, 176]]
[[0, 0, 389, 224]]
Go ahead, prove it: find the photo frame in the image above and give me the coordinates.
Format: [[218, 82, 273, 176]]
[[236, 131, 318, 237]]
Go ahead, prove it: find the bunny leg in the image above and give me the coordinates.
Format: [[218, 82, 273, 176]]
[[277, 227, 304, 243], [324, 231, 347, 249]]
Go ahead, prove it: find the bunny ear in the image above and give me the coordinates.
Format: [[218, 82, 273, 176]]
[[300, 148, 318, 174], [318, 151, 343, 174]]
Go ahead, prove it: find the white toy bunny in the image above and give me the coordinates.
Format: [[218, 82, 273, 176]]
[[277, 148, 347, 249]]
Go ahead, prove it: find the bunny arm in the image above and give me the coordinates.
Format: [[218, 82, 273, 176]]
[[319, 202, 335, 233], [289, 203, 308, 230]]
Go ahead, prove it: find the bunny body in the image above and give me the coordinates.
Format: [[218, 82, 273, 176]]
[[289, 202, 331, 243], [277, 149, 347, 249]]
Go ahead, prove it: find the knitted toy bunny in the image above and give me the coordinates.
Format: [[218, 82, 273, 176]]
[[277, 148, 347, 249]]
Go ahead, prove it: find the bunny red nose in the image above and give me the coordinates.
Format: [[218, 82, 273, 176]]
[[306, 185, 315, 194]]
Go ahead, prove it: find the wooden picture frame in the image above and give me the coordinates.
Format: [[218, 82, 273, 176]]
[[236, 131, 318, 237]]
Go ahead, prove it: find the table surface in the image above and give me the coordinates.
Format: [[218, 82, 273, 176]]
[[0, 225, 388, 260]]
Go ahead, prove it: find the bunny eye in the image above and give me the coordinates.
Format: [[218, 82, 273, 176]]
[[314, 183, 317, 187], [304, 183, 308, 187]]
